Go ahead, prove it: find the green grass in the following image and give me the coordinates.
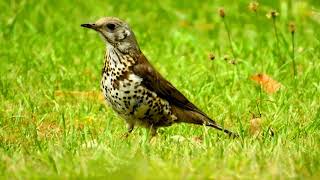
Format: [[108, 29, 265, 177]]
[[1, 0, 320, 179]]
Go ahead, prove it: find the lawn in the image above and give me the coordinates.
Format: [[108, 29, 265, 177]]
[[1, 0, 320, 179]]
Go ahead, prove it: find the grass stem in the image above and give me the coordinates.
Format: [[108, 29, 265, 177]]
[[291, 31, 297, 77], [272, 17, 281, 60], [223, 19, 236, 60]]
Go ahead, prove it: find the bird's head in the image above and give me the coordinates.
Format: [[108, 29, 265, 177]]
[[81, 17, 140, 53]]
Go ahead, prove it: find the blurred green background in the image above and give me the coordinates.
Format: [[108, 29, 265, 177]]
[[1, 0, 320, 179]]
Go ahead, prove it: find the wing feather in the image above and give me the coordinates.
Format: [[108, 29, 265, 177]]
[[132, 53, 209, 118]]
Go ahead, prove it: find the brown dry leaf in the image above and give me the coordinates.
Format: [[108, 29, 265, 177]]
[[250, 116, 262, 137], [191, 136, 203, 144], [54, 90, 104, 103], [251, 73, 283, 94]]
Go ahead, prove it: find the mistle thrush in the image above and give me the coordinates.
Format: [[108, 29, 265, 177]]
[[81, 17, 237, 137]]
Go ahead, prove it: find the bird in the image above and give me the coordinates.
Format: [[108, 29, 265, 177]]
[[81, 17, 238, 138]]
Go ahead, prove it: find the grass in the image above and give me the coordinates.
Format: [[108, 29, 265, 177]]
[[1, 0, 320, 179]]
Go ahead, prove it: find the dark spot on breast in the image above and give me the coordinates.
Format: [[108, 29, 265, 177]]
[[124, 91, 130, 94], [117, 70, 129, 82], [113, 81, 119, 89], [145, 109, 151, 116]]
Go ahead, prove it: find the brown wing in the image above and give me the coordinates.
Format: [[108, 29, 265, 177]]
[[132, 53, 239, 137], [132, 53, 209, 118]]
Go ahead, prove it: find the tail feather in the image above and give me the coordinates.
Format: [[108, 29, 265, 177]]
[[205, 120, 239, 138], [172, 106, 238, 138]]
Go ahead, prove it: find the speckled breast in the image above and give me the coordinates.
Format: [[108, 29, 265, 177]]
[[100, 47, 174, 126]]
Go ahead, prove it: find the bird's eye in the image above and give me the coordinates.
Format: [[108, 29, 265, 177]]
[[106, 23, 116, 31]]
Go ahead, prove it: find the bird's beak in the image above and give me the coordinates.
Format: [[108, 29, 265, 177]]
[[81, 23, 98, 30]]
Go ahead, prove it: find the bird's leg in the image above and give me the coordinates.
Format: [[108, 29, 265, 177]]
[[148, 124, 157, 137], [151, 127, 157, 137], [121, 123, 134, 138], [149, 126, 159, 144], [146, 124, 157, 140]]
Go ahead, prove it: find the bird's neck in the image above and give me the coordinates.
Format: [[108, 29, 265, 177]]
[[106, 44, 123, 65], [103, 44, 135, 74]]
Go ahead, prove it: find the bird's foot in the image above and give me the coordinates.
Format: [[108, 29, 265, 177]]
[[149, 135, 160, 145], [120, 132, 131, 139], [120, 123, 135, 139]]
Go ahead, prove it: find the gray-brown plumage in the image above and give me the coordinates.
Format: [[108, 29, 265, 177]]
[[81, 17, 238, 137]]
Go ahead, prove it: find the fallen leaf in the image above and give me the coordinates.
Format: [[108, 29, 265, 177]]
[[250, 116, 262, 136], [251, 73, 283, 94], [191, 136, 203, 144]]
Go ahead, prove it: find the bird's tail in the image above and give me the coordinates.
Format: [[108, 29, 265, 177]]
[[172, 106, 238, 138]]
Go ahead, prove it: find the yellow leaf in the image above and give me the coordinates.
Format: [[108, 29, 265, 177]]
[[251, 73, 283, 94], [250, 116, 262, 136]]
